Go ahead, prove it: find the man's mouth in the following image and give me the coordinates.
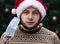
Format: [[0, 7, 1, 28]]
[[27, 22, 34, 25]]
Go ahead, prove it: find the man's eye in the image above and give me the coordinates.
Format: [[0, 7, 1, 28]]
[[33, 12, 39, 14], [23, 11, 29, 14]]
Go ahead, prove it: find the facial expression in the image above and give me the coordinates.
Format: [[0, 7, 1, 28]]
[[20, 6, 41, 29]]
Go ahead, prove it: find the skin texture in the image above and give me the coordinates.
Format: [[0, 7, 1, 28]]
[[20, 6, 41, 30]]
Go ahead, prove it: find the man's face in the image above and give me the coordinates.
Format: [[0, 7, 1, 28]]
[[21, 7, 41, 29]]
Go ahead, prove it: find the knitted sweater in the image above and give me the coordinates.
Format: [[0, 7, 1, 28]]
[[0, 27, 60, 44]]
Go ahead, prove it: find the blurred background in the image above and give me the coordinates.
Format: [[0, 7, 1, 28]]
[[0, 0, 60, 39]]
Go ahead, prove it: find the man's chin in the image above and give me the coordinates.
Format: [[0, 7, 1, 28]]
[[21, 24, 37, 29], [26, 25, 35, 28], [23, 25, 35, 29]]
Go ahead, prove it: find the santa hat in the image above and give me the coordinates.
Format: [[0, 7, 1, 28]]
[[12, 0, 47, 20]]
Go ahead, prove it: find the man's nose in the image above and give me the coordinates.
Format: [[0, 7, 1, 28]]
[[28, 13, 33, 19]]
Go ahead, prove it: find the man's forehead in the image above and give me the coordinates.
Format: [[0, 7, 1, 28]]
[[23, 6, 39, 12]]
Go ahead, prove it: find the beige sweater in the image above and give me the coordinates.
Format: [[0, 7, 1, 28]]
[[0, 27, 60, 44]]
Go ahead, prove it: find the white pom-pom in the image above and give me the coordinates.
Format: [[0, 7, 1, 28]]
[[11, 8, 16, 14]]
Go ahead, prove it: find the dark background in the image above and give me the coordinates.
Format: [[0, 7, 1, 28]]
[[0, 0, 60, 39]]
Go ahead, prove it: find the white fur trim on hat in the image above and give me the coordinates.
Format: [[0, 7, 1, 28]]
[[11, 8, 16, 14]]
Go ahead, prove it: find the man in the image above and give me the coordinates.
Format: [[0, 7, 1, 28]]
[[0, 0, 60, 44]]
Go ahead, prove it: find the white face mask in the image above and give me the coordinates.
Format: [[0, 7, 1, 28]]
[[5, 17, 20, 37]]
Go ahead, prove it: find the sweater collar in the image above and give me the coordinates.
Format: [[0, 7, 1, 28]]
[[19, 25, 41, 34]]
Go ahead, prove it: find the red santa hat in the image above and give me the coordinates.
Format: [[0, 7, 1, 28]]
[[12, 0, 47, 20]]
